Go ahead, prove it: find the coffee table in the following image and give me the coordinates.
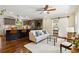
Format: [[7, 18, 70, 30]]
[[47, 35, 57, 46]]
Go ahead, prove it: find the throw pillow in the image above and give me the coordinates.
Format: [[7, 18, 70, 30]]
[[42, 30, 47, 34]]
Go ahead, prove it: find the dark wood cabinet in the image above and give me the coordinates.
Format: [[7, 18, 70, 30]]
[[6, 29, 30, 41], [23, 19, 43, 30], [4, 18, 16, 25]]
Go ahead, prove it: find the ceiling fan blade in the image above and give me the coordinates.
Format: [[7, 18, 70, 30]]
[[44, 5, 48, 10], [47, 8, 56, 11]]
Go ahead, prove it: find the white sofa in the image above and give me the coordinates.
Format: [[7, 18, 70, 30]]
[[29, 30, 50, 43]]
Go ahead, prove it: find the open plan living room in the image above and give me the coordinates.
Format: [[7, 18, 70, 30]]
[[0, 5, 79, 53]]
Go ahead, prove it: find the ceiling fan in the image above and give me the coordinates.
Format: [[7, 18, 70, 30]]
[[36, 5, 56, 14]]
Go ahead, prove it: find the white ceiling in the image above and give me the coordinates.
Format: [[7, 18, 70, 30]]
[[0, 5, 79, 19]]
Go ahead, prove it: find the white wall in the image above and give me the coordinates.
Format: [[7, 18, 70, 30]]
[[43, 15, 75, 37], [75, 8, 79, 33], [0, 16, 4, 35], [68, 14, 75, 27], [43, 17, 69, 37], [43, 17, 53, 35]]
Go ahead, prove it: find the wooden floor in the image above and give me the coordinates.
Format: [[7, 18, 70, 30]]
[[0, 36, 66, 53], [0, 38, 32, 53]]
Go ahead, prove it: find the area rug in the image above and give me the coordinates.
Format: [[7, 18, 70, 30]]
[[24, 38, 71, 53]]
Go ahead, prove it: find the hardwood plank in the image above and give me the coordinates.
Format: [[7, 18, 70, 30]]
[[0, 38, 32, 53]]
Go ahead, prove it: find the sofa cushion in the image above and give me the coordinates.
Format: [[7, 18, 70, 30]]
[[35, 31, 39, 37], [38, 31, 42, 35], [42, 30, 47, 34], [35, 31, 42, 37]]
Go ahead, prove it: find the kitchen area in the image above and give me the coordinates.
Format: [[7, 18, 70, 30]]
[[0, 15, 43, 52]]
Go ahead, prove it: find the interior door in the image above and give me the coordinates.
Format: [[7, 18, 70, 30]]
[[58, 18, 68, 37]]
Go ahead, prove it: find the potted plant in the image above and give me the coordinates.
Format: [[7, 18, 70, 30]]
[[74, 33, 79, 48], [74, 39, 79, 48], [16, 18, 22, 29]]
